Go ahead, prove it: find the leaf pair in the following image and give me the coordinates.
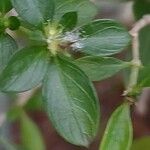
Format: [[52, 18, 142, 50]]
[[0, 0, 132, 147], [0, 46, 100, 147], [26, 18, 131, 57], [12, 0, 131, 56]]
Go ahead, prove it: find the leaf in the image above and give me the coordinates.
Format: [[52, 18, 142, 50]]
[[133, 0, 150, 20], [42, 55, 100, 147], [28, 30, 47, 46], [11, 0, 55, 27], [0, 34, 17, 71], [54, 0, 97, 25], [0, 46, 48, 92], [138, 66, 150, 88], [59, 11, 78, 31], [0, 0, 12, 13], [7, 106, 23, 121], [139, 26, 150, 66], [131, 137, 150, 150], [20, 111, 45, 150], [77, 19, 131, 56], [75, 56, 130, 81], [100, 103, 133, 150]]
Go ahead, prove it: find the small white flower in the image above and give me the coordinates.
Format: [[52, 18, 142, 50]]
[[71, 41, 84, 51], [62, 32, 81, 43]]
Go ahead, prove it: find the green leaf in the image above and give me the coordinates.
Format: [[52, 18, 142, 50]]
[[131, 137, 150, 150], [59, 11, 78, 31], [28, 30, 47, 46], [75, 56, 130, 81], [11, 0, 55, 27], [0, 18, 5, 34], [78, 19, 131, 56], [0, 0, 12, 13], [54, 0, 97, 25], [138, 66, 150, 88], [20, 112, 45, 150], [43, 55, 100, 147], [0, 34, 17, 71], [133, 0, 150, 20], [7, 106, 23, 121], [0, 47, 48, 92], [100, 103, 133, 150], [139, 26, 150, 66]]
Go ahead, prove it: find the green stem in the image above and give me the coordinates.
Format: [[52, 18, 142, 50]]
[[124, 15, 150, 96], [124, 33, 141, 96]]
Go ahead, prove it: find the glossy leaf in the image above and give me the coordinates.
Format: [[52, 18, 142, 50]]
[[131, 137, 150, 150], [133, 0, 150, 20], [43, 55, 100, 147], [11, 0, 55, 26], [0, 0, 12, 13], [0, 47, 48, 92], [100, 103, 133, 150], [59, 12, 78, 31], [54, 0, 97, 25], [75, 56, 130, 81], [78, 19, 131, 56], [20, 112, 45, 150], [0, 34, 17, 71]]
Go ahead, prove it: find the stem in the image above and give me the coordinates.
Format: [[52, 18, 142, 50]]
[[124, 31, 141, 95], [123, 15, 150, 96]]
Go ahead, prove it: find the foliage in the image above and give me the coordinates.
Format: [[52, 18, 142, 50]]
[[0, 0, 149, 149]]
